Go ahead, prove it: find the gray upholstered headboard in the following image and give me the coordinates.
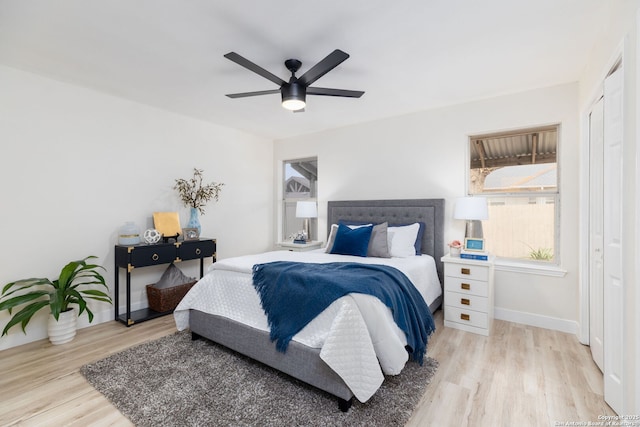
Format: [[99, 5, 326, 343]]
[[327, 199, 445, 285]]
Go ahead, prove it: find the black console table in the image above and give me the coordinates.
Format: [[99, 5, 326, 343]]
[[114, 238, 216, 326]]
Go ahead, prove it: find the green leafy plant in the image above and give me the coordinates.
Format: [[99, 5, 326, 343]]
[[525, 245, 554, 261], [174, 168, 224, 215], [0, 256, 112, 336]]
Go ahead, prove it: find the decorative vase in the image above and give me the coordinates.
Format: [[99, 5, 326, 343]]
[[450, 246, 461, 257], [47, 308, 77, 345], [118, 221, 141, 245], [187, 207, 201, 236]]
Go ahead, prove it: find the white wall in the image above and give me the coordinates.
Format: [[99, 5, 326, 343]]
[[274, 83, 580, 331], [0, 65, 274, 350]]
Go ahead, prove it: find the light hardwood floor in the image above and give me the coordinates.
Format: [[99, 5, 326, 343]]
[[0, 311, 614, 426]]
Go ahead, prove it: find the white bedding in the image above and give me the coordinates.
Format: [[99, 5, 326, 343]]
[[174, 249, 441, 402]]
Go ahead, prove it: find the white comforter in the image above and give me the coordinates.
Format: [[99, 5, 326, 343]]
[[174, 249, 441, 402]]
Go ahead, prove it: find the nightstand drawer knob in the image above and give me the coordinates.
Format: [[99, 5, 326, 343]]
[[461, 283, 471, 290], [461, 268, 470, 275], [461, 298, 470, 305], [461, 313, 470, 321], [152, 253, 159, 261], [195, 248, 201, 255]]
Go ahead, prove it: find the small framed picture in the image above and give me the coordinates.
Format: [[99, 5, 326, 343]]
[[464, 237, 485, 252], [183, 228, 200, 241]]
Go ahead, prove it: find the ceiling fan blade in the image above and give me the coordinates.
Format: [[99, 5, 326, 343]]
[[226, 89, 280, 99], [298, 49, 350, 86], [306, 87, 364, 98], [224, 52, 286, 87]]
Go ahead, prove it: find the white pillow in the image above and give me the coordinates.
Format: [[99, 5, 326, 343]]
[[387, 223, 420, 257], [325, 224, 339, 252]]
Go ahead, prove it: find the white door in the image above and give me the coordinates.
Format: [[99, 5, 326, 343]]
[[603, 65, 624, 414], [589, 97, 604, 372]]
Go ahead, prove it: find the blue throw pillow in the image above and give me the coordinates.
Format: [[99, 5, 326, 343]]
[[339, 221, 390, 258], [330, 223, 373, 257]]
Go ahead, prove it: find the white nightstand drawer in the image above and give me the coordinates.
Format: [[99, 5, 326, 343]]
[[441, 254, 494, 336], [445, 290, 488, 312], [445, 262, 489, 282], [444, 277, 488, 297], [445, 306, 488, 329]]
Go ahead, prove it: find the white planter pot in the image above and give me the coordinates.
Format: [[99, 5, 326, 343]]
[[48, 309, 77, 345]]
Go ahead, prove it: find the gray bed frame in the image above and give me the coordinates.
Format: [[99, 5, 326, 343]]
[[189, 198, 445, 411]]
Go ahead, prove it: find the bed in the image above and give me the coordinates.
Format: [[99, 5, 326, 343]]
[[174, 198, 445, 411]]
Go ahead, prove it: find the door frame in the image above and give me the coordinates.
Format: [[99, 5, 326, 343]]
[[635, 7, 640, 413], [578, 42, 624, 346], [579, 91, 602, 345], [587, 96, 605, 371]]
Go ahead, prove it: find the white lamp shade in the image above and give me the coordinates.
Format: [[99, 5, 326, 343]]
[[454, 197, 488, 220], [296, 201, 318, 218]]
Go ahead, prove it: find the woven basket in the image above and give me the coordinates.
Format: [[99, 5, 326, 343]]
[[146, 281, 196, 313]]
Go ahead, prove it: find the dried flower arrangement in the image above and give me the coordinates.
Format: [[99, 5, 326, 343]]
[[174, 168, 224, 215], [448, 239, 462, 256], [448, 240, 462, 249]]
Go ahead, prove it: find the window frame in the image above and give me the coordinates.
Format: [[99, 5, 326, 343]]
[[282, 156, 318, 242], [466, 125, 562, 267]]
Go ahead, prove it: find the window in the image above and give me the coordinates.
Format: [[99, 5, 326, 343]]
[[469, 125, 559, 262], [283, 157, 317, 241]]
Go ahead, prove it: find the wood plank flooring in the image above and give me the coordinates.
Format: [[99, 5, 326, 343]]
[[0, 311, 614, 426]]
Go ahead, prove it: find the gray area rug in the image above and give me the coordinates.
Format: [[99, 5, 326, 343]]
[[81, 331, 438, 426]]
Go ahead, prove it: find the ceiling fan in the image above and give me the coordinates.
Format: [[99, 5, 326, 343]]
[[224, 49, 364, 112]]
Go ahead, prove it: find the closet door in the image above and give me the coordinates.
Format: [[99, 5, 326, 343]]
[[603, 65, 624, 414], [588, 96, 604, 372]]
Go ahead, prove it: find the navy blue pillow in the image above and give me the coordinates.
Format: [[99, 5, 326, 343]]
[[389, 222, 426, 255], [330, 223, 373, 257]]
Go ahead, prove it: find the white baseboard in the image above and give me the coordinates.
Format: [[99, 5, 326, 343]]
[[494, 307, 579, 336], [77, 305, 118, 330], [0, 302, 149, 351], [0, 328, 48, 351], [0, 304, 582, 351]]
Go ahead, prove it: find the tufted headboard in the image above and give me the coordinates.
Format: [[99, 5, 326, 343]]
[[327, 199, 445, 286]]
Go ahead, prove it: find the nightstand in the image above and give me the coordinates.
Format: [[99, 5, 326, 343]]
[[277, 241, 323, 252], [441, 254, 495, 336]]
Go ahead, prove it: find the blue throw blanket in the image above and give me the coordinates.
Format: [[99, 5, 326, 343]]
[[251, 261, 435, 364]]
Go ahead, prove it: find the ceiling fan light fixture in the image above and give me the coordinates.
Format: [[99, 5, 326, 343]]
[[224, 50, 364, 111], [281, 83, 306, 111], [282, 99, 306, 111]]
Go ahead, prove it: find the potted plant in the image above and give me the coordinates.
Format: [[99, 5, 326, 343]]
[[448, 240, 462, 257], [0, 256, 112, 345], [174, 168, 224, 236]]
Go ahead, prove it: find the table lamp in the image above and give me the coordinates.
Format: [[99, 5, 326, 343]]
[[454, 197, 488, 238], [295, 201, 317, 242]]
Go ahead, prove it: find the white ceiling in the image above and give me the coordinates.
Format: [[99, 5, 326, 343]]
[[0, 0, 607, 140]]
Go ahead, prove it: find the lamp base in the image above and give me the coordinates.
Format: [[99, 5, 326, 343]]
[[303, 218, 310, 242], [465, 220, 484, 239]]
